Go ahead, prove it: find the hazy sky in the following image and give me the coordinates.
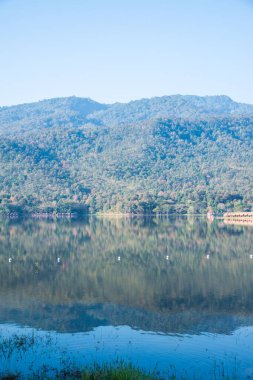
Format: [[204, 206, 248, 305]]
[[0, 0, 253, 106]]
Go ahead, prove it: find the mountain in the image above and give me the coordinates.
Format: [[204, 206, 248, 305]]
[[0, 95, 253, 214], [88, 95, 253, 125], [0, 97, 107, 134]]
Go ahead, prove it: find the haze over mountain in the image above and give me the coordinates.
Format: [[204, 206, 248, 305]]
[[0, 95, 253, 214]]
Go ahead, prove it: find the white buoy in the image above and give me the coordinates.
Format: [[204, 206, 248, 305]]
[[250, 254, 253, 259], [117, 256, 121, 261], [206, 254, 210, 260], [57, 258, 61, 263], [9, 258, 12, 263], [166, 255, 169, 260]]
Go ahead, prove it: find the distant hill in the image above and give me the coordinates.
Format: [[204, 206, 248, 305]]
[[88, 95, 253, 125], [0, 95, 253, 214], [0, 96, 107, 134]]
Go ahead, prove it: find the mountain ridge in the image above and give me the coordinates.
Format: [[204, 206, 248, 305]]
[[1, 93, 253, 109]]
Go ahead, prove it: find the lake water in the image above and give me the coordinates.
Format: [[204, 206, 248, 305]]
[[1, 216, 253, 379]]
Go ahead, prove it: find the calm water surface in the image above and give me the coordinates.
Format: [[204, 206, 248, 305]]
[[1, 217, 253, 379]]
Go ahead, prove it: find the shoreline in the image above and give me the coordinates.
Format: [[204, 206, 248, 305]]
[[0, 211, 214, 220]]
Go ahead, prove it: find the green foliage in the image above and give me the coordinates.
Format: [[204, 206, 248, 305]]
[[59, 363, 162, 380], [0, 95, 253, 214]]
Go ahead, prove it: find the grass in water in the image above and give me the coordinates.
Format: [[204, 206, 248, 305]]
[[59, 363, 164, 379], [1, 363, 165, 380], [0, 334, 237, 379]]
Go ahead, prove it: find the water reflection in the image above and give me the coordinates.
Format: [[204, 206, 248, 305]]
[[0, 217, 253, 336]]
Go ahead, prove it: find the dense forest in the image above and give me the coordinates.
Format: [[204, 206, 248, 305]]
[[0, 95, 253, 214]]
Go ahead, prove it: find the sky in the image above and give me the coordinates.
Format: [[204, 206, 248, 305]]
[[0, 0, 253, 106]]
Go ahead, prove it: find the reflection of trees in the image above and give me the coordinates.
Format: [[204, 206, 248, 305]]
[[0, 217, 253, 319]]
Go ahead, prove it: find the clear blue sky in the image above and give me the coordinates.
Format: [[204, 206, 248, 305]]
[[0, 0, 253, 106]]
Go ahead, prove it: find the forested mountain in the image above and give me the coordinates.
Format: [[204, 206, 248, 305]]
[[0, 97, 107, 134], [88, 94, 253, 125], [0, 95, 253, 214]]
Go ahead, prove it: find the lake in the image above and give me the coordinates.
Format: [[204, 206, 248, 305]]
[[1, 216, 253, 379]]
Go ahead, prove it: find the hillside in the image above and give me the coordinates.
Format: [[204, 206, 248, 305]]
[[88, 94, 253, 125], [0, 95, 253, 214]]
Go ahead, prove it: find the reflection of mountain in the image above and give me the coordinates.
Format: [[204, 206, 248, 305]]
[[1, 302, 253, 335], [0, 217, 253, 334]]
